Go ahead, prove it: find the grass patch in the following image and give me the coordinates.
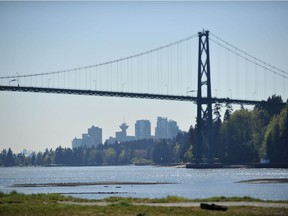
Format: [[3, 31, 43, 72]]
[[1, 192, 288, 216], [192, 196, 264, 203], [1, 192, 287, 204], [102, 195, 191, 203], [0, 191, 83, 204], [1, 203, 288, 216], [102, 195, 288, 203], [109, 201, 132, 207]]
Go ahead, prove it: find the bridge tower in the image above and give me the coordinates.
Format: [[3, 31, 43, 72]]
[[195, 30, 213, 163]]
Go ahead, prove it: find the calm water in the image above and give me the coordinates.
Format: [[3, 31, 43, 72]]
[[0, 166, 288, 200]]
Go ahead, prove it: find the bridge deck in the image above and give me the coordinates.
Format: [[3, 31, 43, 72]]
[[0, 85, 284, 106]]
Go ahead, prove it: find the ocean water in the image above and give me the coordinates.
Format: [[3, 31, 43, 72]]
[[0, 165, 288, 200]]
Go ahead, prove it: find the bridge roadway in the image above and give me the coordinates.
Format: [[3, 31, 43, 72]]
[[0, 85, 284, 106]]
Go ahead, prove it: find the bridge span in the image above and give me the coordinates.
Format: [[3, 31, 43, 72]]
[[0, 85, 282, 106]]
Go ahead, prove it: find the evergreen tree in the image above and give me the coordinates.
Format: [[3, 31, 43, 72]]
[[152, 139, 172, 164], [263, 107, 288, 163], [5, 148, 15, 167], [224, 102, 233, 121]]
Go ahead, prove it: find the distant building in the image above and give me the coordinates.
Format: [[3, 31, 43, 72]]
[[105, 136, 118, 145], [155, 117, 180, 139], [72, 137, 82, 149], [88, 126, 102, 145], [116, 123, 129, 142], [72, 125, 102, 149], [167, 120, 180, 139], [155, 117, 168, 139], [106, 122, 135, 144], [135, 120, 151, 140], [81, 134, 94, 147]]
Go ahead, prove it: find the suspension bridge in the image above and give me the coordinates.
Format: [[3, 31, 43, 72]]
[[0, 30, 287, 163]]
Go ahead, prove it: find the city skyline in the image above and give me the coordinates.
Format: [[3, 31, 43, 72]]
[[73, 116, 182, 148], [0, 2, 287, 153]]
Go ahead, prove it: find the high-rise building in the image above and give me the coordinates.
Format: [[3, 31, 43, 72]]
[[155, 117, 168, 139], [155, 117, 180, 139], [168, 120, 180, 139], [88, 126, 102, 145], [135, 120, 151, 140]]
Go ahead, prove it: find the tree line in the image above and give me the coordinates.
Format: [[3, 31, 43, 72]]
[[1, 95, 287, 167], [0, 135, 192, 167], [214, 95, 288, 164]]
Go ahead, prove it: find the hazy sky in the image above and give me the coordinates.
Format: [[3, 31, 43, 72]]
[[0, 1, 288, 153]]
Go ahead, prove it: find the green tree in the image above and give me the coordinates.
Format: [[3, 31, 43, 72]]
[[262, 107, 288, 163], [152, 139, 172, 164], [54, 146, 64, 165], [5, 148, 15, 167], [213, 102, 223, 159], [223, 102, 233, 121], [102, 148, 117, 164], [15, 153, 25, 166], [42, 148, 53, 166], [0, 149, 7, 166], [36, 152, 43, 166], [31, 152, 37, 166], [118, 149, 129, 164], [254, 95, 285, 118], [175, 130, 193, 162], [183, 145, 193, 162], [220, 110, 260, 163]]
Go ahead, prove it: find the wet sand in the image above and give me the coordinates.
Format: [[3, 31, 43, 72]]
[[12, 181, 172, 187]]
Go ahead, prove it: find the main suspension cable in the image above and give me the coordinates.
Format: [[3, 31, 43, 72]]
[[1, 33, 198, 80]]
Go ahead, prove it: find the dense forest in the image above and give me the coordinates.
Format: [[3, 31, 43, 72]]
[[1, 95, 287, 167]]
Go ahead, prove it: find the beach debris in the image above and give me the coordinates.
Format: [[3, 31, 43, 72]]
[[200, 203, 228, 211]]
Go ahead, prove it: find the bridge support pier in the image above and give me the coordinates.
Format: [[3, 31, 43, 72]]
[[195, 30, 213, 164]]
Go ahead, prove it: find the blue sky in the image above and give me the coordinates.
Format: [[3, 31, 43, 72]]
[[0, 1, 288, 153]]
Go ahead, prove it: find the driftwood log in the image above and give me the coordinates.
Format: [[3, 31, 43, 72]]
[[200, 203, 228, 211]]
